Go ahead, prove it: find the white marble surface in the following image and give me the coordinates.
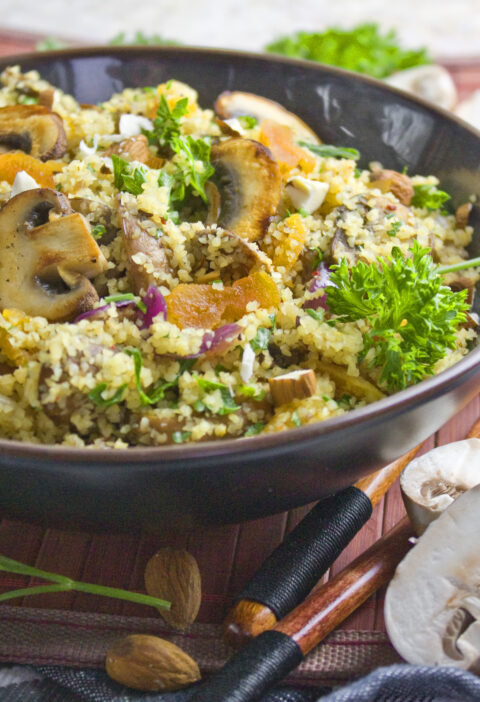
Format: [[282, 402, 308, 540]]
[[2, 0, 480, 58]]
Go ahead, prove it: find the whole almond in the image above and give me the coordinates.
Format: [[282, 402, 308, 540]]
[[105, 633, 201, 691], [144, 547, 201, 630]]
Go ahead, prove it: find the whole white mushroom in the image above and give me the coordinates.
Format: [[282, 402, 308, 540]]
[[385, 483, 480, 672]]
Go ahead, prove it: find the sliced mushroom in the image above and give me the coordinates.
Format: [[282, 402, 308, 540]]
[[369, 168, 413, 206], [400, 439, 480, 535], [118, 197, 172, 293], [384, 65, 458, 110], [269, 369, 316, 406], [187, 226, 271, 286], [103, 134, 163, 169], [0, 104, 67, 161], [330, 229, 358, 266], [210, 138, 281, 242], [385, 483, 480, 671], [316, 359, 385, 403], [214, 91, 320, 143], [70, 197, 118, 244], [0, 188, 107, 321], [455, 203, 472, 229]]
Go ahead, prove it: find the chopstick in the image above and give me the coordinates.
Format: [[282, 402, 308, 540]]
[[224, 443, 422, 647], [190, 516, 414, 702]]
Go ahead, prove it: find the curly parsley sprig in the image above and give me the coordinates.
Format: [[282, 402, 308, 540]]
[[326, 242, 469, 392]]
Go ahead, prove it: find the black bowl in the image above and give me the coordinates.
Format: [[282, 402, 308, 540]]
[[0, 47, 479, 533]]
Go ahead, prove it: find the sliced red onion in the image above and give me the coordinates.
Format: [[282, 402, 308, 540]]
[[309, 261, 331, 293], [140, 285, 168, 329], [74, 299, 134, 323], [305, 262, 334, 312]]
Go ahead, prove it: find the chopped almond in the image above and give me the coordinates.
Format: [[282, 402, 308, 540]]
[[269, 369, 316, 406]]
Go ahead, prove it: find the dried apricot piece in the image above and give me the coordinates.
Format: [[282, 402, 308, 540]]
[[258, 120, 315, 177], [0, 151, 62, 188], [272, 214, 307, 269], [167, 272, 280, 329]]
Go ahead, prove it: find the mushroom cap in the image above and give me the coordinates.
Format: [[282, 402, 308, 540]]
[[0, 104, 67, 161], [385, 483, 480, 671], [400, 438, 480, 535], [210, 137, 281, 242], [214, 91, 320, 143], [384, 65, 458, 111], [0, 188, 107, 321]]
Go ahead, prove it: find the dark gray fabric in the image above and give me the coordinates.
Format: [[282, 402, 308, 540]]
[[0, 663, 476, 702]]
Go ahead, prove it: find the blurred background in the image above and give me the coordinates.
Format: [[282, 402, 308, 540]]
[[0, 0, 479, 125], [0, 0, 479, 57]]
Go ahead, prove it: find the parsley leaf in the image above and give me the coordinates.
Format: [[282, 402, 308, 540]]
[[112, 154, 146, 195], [244, 422, 265, 437], [250, 327, 272, 352], [125, 348, 195, 405], [238, 115, 257, 129], [411, 184, 450, 211], [266, 23, 431, 79], [306, 308, 325, 322], [88, 383, 127, 407], [299, 141, 360, 161], [144, 94, 189, 150], [170, 135, 215, 204], [326, 242, 469, 392], [386, 219, 402, 237], [195, 377, 240, 415], [172, 430, 191, 444], [91, 224, 106, 240]]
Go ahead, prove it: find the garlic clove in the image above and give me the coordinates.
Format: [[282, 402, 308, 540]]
[[384, 65, 458, 110], [285, 177, 329, 214], [400, 438, 480, 535], [385, 483, 480, 671]]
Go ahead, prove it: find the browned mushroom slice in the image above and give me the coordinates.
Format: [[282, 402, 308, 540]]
[[330, 229, 358, 266], [188, 227, 271, 286], [210, 138, 281, 243], [103, 134, 163, 169], [455, 202, 472, 229], [70, 197, 118, 244], [214, 91, 320, 143], [118, 197, 172, 294], [0, 188, 107, 321], [317, 360, 385, 403], [0, 105, 67, 161], [369, 168, 413, 206]]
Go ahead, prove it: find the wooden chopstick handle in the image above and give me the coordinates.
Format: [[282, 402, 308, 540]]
[[192, 517, 413, 702], [276, 516, 413, 653], [224, 444, 421, 648]]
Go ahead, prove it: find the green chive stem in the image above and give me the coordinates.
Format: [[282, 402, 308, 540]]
[[437, 257, 480, 275]]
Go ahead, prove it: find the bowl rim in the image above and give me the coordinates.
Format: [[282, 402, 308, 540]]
[[0, 44, 479, 464]]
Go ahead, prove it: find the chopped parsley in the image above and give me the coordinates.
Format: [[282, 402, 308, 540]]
[[91, 224, 107, 240], [411, 184, 450, 211], [88, 383, 127, 407], [291, 411, 302, 427], [238, 384, 267, 401], [125, 348, 195, 405], [144, 94, 189, 150], [172, 430, 191, 444], [104, 293, 147, 313], [265, 23, 430, 79], [112, 154, 146, 195], [299, 141, 360, 161], [386, 219, 402, 237], [250, 326, 272, 352], [326, 242, 469, 392], [18, 94, 38, 105], [238, 115, 257, 129], [311, 247, 324, 269], [244, 422, 265, 437], [195, 377, 240, 415], [306, 307, 325, 322], [170, 135, 215, 204]]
